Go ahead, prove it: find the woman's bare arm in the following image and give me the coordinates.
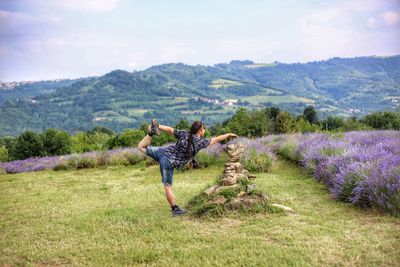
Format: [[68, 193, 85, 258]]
[[158, 124, 174, 135], [210, 133, 238, 145]]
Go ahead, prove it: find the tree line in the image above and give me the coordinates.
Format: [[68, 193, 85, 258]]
[[0, 106, 399, 162]]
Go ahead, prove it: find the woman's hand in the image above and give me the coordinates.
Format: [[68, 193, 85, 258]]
[[210, 133, 238, 145], [228, 133, 238, 139]]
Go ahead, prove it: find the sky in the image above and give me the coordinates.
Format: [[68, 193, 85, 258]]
[[0, 0, 399, 82]]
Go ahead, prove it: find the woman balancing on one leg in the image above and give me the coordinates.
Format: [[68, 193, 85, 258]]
[[138, 119, 238, 216]]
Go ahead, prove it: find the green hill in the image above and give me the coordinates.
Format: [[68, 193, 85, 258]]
[[0, 55, 399, 136]]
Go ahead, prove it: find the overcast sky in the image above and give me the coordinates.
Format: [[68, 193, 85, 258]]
[[0, 0, 399, 82]]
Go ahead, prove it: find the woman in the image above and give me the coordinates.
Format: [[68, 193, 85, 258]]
[[138, 119, 238, 216]]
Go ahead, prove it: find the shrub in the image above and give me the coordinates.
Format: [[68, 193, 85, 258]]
[[41, 128, 72, 156], [109, 155, 130, 166], [292, 130, 400, 216], [218, 187, 241, 201], [241, 148, 274, 172], [65, 154, 80, 169], [97, 152, 111, 166], [186, 192, 226, 217], [363, 163, 400, 216], [194, 150, 216, 168], [0, 146, 8, 162], [53, 159, 70, 171], [125, 152, 143, 165], [76, 156, 97, 169], [277, 139, 299, 162], [14, 131, 44, 160]]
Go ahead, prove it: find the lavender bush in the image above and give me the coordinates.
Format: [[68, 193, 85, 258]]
[[228, 137, 276, 172], [0, 155, 60, 174], [0, 148, 146, 174], [195, 142, 225, 168], [272, 130, 400, 216]]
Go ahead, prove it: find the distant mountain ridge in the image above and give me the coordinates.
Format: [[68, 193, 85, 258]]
[[0, 78, 86, 105], [0, 55, 399, 136]]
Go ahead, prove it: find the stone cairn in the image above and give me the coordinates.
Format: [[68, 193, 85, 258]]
[[201, 143, 268, 209]]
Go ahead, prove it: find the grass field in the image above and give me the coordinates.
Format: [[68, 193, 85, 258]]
[[241, 94, 315, 105], [1, 158, 399, 266], [209, 79, 243, 89]]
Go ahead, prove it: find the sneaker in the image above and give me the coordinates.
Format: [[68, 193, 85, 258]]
[[148, 118, 160, 136], [172, 205, 187, 216]]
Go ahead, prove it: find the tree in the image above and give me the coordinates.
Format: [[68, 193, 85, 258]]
[[295, 117, 320, 133], [88, 126, 114, 136], [175, 119, 190, 130], [107, 129, 146, 148], [341, 116, 370, 131], [321, 116, 344, 131], [0, 136, 17, 161], [264, 107, 281, 133], [248, 109, 270, 136], [265, 107, 280, 121], [225, 108, 251, 136], [41, 128, 72, 156], [14, 131, 44, 159], [303, 106, 318, 124], [0, 146, 8, 162], [275, 111, 295, 133], [363, 111, 399, 130]]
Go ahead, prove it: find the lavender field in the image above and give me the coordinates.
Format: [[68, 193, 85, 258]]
[[1, 131, 400, 266], [1, 130, 399, 216], [0, 148, 146, 174], [258, 131, 400, 216]]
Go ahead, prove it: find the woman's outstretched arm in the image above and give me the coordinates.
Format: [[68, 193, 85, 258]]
[[158, 125, 174, 135], [210, 133, 238, 145]]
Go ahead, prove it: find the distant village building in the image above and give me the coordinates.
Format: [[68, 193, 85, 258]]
[[191, 97, 238, 106]]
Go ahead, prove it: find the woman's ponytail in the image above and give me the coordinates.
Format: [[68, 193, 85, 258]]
[[187, 121, 204, 168]]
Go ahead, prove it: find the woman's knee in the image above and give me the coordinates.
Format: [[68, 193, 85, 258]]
[[164, 184, 172, 191]]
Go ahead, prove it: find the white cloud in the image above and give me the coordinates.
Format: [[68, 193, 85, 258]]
[[299, 6, 356, 59], [299, 0, 400, 60], [339, 0, 387, 12], [382, 11, 400, 25], [367, 11, 400, 29], [56, 0, 120, 12], [367, 17, 379, 29], [0, 10, 60, 38]]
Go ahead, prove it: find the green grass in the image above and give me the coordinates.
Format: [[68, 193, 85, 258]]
[[93, 110, 121, 117], [1, 159, 399, 266], [156, 96, 190, 104], [126, 108, 149, 116], [209, 79, 243, 88], [241, 94, 315, 105]]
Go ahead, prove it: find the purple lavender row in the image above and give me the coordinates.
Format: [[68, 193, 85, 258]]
[[0, 148, 146, 174], [259, 131, 400, 215]]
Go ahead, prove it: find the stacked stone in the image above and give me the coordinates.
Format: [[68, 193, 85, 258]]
[[202, 143, 268, 209]]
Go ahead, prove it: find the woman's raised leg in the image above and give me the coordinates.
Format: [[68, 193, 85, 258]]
[[137, 125, 153, 154]]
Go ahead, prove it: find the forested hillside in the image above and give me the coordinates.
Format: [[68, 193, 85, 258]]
[[0, 55, 399, 136]]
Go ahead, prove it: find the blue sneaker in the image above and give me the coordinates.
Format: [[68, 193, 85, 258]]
[[172, 205, 187, 216]]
